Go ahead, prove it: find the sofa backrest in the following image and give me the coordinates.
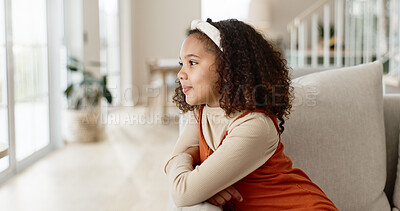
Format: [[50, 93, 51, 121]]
[[292, 66, 400, 207], [383, 94, 400, 205], [282, 61, 390, 210]]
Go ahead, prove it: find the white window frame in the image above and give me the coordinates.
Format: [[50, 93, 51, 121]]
[[0, 0, 63, 185]]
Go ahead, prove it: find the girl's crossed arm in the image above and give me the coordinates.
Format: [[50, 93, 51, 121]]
[[165, 114, 279, 207]]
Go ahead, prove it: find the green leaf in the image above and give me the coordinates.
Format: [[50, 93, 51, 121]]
[[76, 98, 82, 110], [64, 84, 74, 98], [67, 64, 79, 71], [103, 88, 113, 104], [102, 75, 107, 86]]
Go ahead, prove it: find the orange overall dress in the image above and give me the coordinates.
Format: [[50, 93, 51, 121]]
[[198, 106, 338, 211]]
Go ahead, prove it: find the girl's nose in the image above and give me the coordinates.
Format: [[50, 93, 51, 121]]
[[177, 69, 187, 80]]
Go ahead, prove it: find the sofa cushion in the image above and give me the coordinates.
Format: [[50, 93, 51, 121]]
[[281, 61, 390, 211], [383, 94, 400, 205]]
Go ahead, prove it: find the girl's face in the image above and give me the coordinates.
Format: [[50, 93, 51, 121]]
[[178, 34, 220, 107]]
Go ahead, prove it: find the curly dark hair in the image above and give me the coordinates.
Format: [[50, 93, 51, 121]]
[[173, 19, 293, 133]]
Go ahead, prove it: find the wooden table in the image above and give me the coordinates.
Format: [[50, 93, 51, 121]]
[[0, 142, 8, 159], [148, 59, 180, 119]]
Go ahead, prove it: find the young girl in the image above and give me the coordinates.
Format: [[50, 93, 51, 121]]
[[165, 18, 338, 210]]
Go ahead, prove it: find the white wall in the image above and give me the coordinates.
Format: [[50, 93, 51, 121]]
[[82, 0, 101, 77], [64, 0, 101, 77], [48, 0, 64, 148], [119, 0, 133, 106], [64, 0, 83, 61], [131, 0, 201, 105]]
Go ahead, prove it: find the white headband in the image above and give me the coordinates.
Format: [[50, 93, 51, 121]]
[[190, 19, 223, 52]]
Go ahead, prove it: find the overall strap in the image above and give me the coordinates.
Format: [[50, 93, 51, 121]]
[[233, 109, 280, 135], [268, 115, 281, 137], [198, 105, 214, 161], [199, 105, 204, 117]]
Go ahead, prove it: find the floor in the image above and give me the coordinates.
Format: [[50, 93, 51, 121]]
[[0, 106, 180, 211]]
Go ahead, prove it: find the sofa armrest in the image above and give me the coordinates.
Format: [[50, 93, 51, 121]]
[[383, 94, 400, 206]]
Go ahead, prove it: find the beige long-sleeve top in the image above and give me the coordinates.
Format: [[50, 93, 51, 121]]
[[165, 105, 280, 207]]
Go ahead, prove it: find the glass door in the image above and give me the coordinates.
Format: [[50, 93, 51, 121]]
[[0, 0, 9, 173], [0, 0, 62, 185], [11, 0, 50, 161]]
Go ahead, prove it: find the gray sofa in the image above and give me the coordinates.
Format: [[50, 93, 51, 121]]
[[283, 61, 400, 210]]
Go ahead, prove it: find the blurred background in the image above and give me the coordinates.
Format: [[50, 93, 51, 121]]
[[0, 0, 399, 210]]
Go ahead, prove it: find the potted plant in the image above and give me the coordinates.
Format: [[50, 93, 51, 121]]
[[63, 57, 112, 142]]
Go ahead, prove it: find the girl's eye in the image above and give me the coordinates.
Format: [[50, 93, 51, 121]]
[[178, 61, 183, 67], [189, 61, 197, 65]]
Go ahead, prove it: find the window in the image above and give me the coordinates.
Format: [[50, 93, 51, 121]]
[[0, 0, 9, 172], [12, 0, 50, 161], [0, 0, 62, 184], [99, 0, 120, 106]]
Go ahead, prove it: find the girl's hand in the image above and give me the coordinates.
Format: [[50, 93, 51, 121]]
[[183, 146, 200, 166], [207, 186, 243, 206]]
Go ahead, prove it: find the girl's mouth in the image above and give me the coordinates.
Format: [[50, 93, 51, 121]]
[[182, 86, 192, 94]]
